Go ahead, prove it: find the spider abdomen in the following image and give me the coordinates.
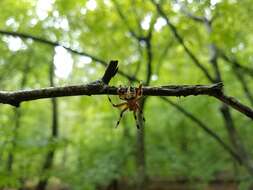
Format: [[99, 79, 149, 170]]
[[128, 100, 139, 112]]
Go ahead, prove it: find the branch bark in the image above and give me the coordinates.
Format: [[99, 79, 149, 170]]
[[0, 83, 222, 104], [0, 79, 253, 119], [214, 94, 253, 120]]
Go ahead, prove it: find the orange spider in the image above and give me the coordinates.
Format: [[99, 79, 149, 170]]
[[108, 83, 145, 129]]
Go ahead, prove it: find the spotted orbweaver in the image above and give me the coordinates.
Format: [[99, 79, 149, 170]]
[[108, 83, 145, 129]]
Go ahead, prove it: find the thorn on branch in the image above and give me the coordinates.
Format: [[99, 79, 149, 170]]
[[101, 60, 118, 84], [10, 98, 20, 107]]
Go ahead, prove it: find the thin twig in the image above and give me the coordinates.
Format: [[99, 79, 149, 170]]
[[174, 0, 206, 23], [151, 0, 215, 82], [112, 0, 142, 41], [161, 97, 242, 164], [214, 94, 253, 120], [0, 30, 137, 82], [219, 50, 253, 78], [178, 4, 253, 175]]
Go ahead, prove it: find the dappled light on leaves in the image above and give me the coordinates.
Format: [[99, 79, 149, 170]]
[[2, 36, 27, 52], [36, 0, 54, 20], [53, 46, 73, 79], [0, 0, 253, 189]]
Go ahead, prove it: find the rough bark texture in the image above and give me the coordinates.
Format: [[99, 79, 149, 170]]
[[0, 83, 224, 106]]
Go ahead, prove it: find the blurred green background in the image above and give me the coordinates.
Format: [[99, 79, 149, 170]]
[[0, 0, 253, 189]]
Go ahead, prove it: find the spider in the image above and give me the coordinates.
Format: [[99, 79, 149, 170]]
[[108, 83, 145, 129]]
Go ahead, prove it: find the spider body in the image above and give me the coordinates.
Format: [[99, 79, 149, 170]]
[[108, 84, 145, 129], [127, 99, 139, 111]]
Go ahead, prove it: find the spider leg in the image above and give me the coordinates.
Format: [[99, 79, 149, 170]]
[[139, 109, 146, 122], [136, 104, 145, 122], [108, 96, 128, 108], [115, 108, 128, 128], [136, 83, 143, 96], [136, 96, 144, 102], [133, 111, 140, 129]]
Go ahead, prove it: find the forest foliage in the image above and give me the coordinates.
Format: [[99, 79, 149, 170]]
[[0, 0, 253, 189]]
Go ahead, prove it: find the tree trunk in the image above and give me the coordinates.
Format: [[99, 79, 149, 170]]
[[36, 59, 59, 190], [136, 101, 147, 190]]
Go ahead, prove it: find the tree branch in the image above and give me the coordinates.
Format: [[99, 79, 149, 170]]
[[0, 81, 253, 120], [0, 30, 136, 82], [214, 94, 253, 120], [112, 0, 142, 41], [0, 60, 252, 119], [161, 97, 242, 164], [151, 1, 215, 82], [178, 5, 253, 174], [219, 50, 253, 105], [174, 0, 206, 23], [0, 83, 222, 106], [101, 60, 119, 85], [219, 50, 253, 77], [232, 67, 253, 106]]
